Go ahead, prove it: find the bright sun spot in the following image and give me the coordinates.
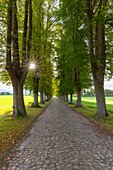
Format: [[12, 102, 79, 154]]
[[29, 63, 36, 70]]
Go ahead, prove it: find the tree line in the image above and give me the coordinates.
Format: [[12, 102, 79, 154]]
[[83, 89, 113, 97], [0, 0, 57, 116], [55, 0, 113, 117]]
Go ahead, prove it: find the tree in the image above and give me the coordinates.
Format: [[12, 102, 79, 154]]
[[85, 0, 110, 117], [6, 0, 32, 116], [24, 0, 55, 104], [38, 0, 56, 103], [55, 0, 92, 106]]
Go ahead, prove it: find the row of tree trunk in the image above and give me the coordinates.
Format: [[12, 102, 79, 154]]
[[13, 87, 52, 114], [58, 90, 82, 107]]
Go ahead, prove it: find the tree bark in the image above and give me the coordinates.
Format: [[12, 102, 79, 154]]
[[70, 94, 73, 104], [66, 94, 68, 102], [34, 93, 38, 105], [40, 92, 44, 103], [74, 68, 82, 107], [47, 94, 49, 101], [76, 87, 82, 107], [12, 0, 20, 66], [94, 80, 107, 116], [22, 0, 28, 65], [33, 75, 39, 106], [12, 86, 16, 116], [13, 82, 26, 116], [62, 94, 65, 101], [43, 92, 46, 102], [27, 0, 32, 60], [94, 16, 108, 116], [6, 0, 12, 67]]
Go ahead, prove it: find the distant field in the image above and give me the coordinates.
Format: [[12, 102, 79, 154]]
[[0, 95, 112, 115], [0, 95, 34, 115], [72, 96, 113, 111]]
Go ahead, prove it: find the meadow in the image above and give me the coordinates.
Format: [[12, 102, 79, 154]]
[[72, 96, 113, 111], [0, 95, 34, 115]]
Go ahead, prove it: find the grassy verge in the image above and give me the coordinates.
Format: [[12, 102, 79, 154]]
[[0, 101, 50, 162], [62, 100, 113, 135]]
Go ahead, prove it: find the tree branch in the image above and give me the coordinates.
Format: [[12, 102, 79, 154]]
[[22, 0, 29, 65], [12, 0, 20, 67], [107, 22, 113, 27], [6, 0, 12, 67], [92, 0, 97, 11], [27, 0, 32, 60], [105, 18, 113, 23], [93, 0, 101, 17]]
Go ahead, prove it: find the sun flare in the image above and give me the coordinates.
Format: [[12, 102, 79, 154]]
[[29, 63, 36, 70]]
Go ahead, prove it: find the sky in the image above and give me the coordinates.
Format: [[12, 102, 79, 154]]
[[0, 79, 113, 93], [0, 83, 13, 93], [104, 79, 113, 90]]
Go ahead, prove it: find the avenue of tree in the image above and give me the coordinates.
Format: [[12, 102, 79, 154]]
[[0, 0, 113, 117], [55, 0, 113, 117]]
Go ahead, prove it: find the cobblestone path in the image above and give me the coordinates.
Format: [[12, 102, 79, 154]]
[[1, 98, 113, 170]]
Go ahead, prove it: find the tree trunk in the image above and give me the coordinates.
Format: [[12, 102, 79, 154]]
[[64, 94, 66, 101], [76, 87, 82, 107], [47, 94, 49, 101], [33, 75, 39, 106], [61, 95, 63, 100], [22, 0, 28, 65], [62, 94, 65, 101], [66, 94, 68, 102], [43, 92, 46, 102], [85, 0, 108, 117], [34, 92, 38, 105], [13, 82, 26, 116], [12, 86, 16, 116], [70, 94, 73, 104], [27, 0, 32, 60], [40, 92, 44, 103], [94, 80, 107, 117]]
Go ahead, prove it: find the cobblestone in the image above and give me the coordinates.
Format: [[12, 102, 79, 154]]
[[1, 98, 113, 169]]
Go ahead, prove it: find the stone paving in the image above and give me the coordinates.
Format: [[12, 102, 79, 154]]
[[1, 97, 113, 170]]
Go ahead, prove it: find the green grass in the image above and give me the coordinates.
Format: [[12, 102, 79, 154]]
[[71, 96, 113, 111], [0, 95, 39, 115], [0, 101, 50, 162]]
